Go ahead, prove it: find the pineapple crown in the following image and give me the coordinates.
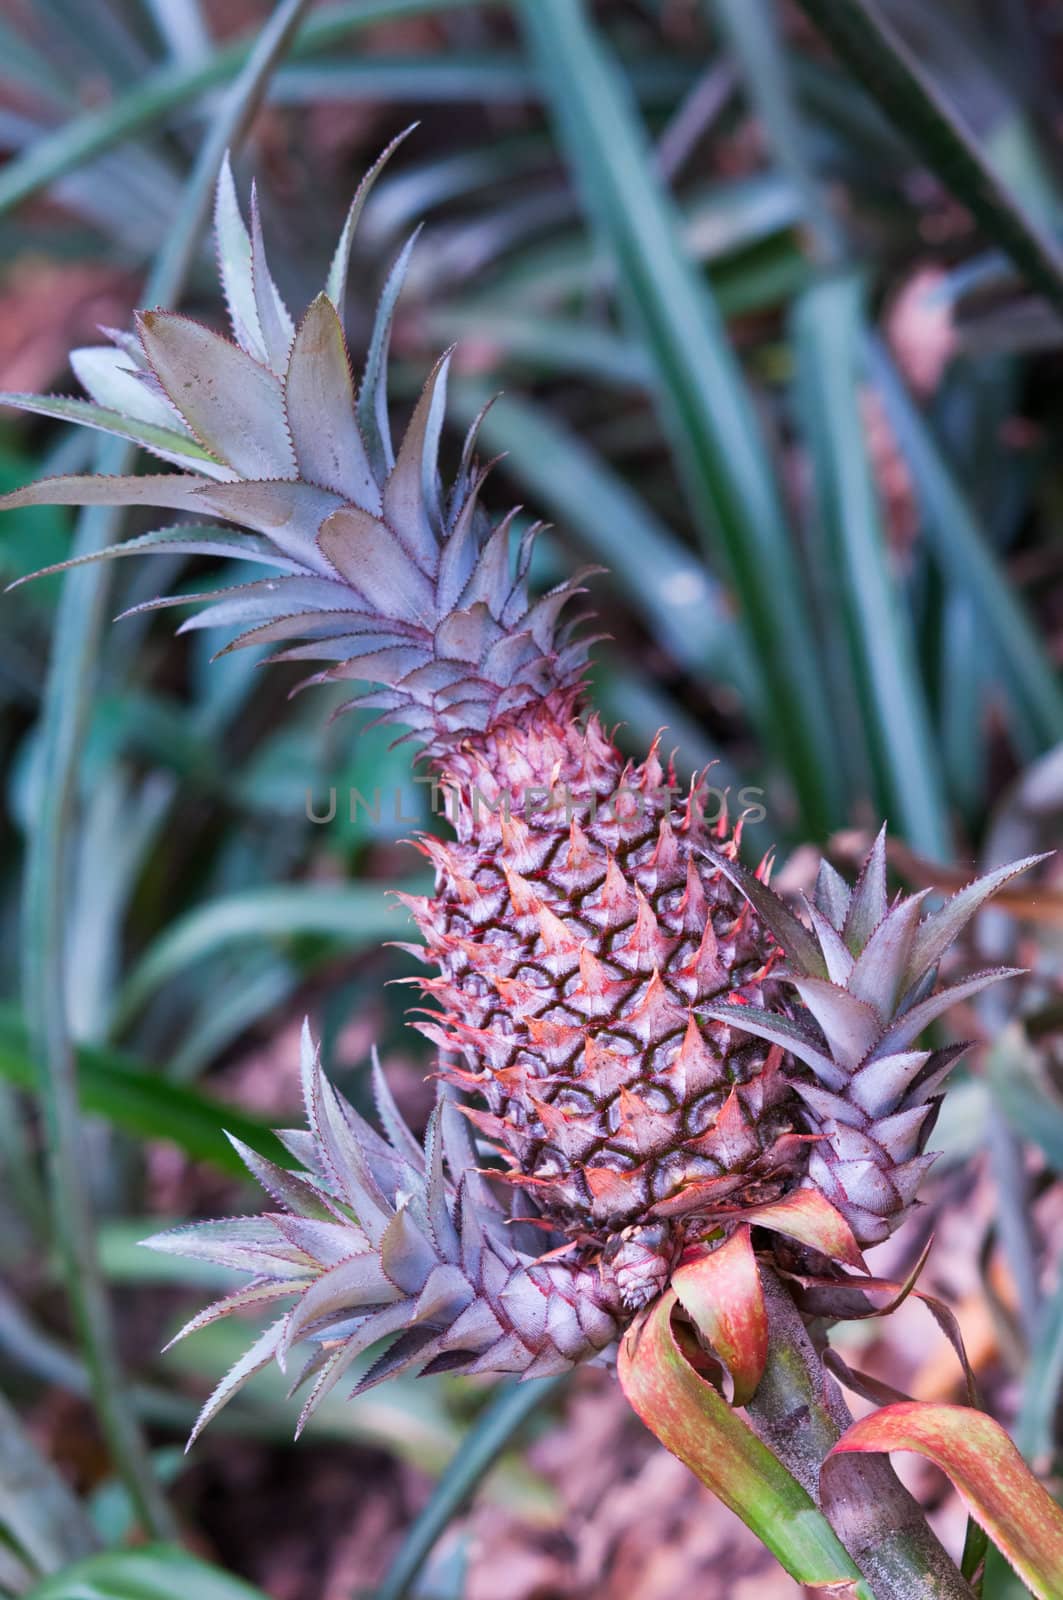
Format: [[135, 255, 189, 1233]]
[[144, 1024, 623, 1446], [701, 829, 1047, 1244], [0, 134, 594, 759]]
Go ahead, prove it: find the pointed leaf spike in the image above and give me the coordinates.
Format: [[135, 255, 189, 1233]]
[[383, 349, 453, 571], [814, 858, 851, 930], [249, 179, 295, 372], [0, 391, 224, 474], [370, 1046, 424, 1168], [905, 853, 1049, 992], [843, 826, 888, 954], [214, 152, 266, 363], [358, 225, 422, 478], [326, 123, 418, 313], [187, 1318, 286, 1449]]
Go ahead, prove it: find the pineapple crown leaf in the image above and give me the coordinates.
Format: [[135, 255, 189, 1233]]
[[701, 838, 1045, 1246], [0, 139, 592, 759], [142, 1024, 622, 1443]]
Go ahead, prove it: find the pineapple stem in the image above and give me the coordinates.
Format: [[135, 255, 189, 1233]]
[[746, 1271, 975, 1600]]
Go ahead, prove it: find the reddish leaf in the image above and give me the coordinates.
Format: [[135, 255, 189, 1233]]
[[673, 1227, 767, 1406], [618, 1291, 872, 1593], [745, 1189, 868, 1271], [830, 1402, 1063, 1600]]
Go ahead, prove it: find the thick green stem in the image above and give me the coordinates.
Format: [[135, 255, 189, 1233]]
[[746, 1272, 974, 1600]]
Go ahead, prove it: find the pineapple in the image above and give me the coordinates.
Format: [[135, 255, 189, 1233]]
[[2, 149, 1041, 1429]]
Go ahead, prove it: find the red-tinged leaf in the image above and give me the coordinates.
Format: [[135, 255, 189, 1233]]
[[673, 1228, 767, 1406], [745, 1189, 868, 1271], [829, 1403, 1063, 1600], [787, 1235, 934, 1320], [618, 1291, 872, 1594]]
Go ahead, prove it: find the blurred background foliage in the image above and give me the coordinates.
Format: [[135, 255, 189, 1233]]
[[0, 1, 1060, 1597]]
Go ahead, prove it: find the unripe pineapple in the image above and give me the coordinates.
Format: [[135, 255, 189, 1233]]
[[3, 148, 1040, 1428]]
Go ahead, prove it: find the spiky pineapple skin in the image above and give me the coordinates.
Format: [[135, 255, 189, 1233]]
[[400, 700, 808, 1306]]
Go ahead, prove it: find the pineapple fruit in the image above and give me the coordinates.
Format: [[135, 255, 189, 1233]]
[[1, 149, 1041, 1433]]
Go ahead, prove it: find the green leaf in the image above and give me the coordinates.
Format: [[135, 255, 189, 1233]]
[[987, 1023, 1063, 1174], [0, 0, 502, 219], [515, 0, 841, 836], [26, 1546, 270, 1600], [19, 0, 316, 1545], [272, 53, 700, 107], [0, 1391, 99, 1579], [450, 381, 736, 684], [868, 340, 1063, 750], [791, 0, 1063, 313], [831, 1402, 1063, 1600], [111, 879, 428, 1029], [0, 1004, 290, 1174], [1019, 1271, 1063, 1465], [792, 273, 949, 859], [712, 0, 844, 261], [377, 1377, 564, 1600], [0, 394, 218, 470], [618, 1290, 873, 1594]]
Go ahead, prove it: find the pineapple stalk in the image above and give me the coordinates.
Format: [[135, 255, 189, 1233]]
[[747, 1270, 975, 1599]]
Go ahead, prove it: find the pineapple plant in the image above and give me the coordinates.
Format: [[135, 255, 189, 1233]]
[[3, 145, 1054, 1595]]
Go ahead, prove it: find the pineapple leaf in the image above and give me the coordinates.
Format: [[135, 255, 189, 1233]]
[[785, 977, 880, 1071], [842, 825, 888, 953], [5, 524, 305, 592], [802, 898, 854, 985], [358, 225, 422, 477], [699, 1002, 846, 1091], [904, 853, 1050, 992], [215, 151, 269, 365], [326, 122, 418, 315], [187, 1317, 287, 1446], [0, 391, 224, 473], [0, 471, 213, 514], [813, 858, 851, 929], [698, 846, 828, 978], [384, 350, 453, 571], [872, 968, 1024, 1059], [164, 1281, 301, 1351], [829, 1403, 1063, 1600], [70, 343, 192, 430], [618, 1290, 873, 1593], [744, 1190, 867, 1271], [141, 1217, 316, 1279], [285, 294, 379, 511], [673, 1228, 767, 1406], [847, 891, 930, 1020], [192, 478, 343, 568], [279, 1252, 401, 1362], [249, 179, 295, 370], [317, 505, 435, 622], [136, 311, 296, 479]]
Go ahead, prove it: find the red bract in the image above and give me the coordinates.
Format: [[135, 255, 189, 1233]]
[[831, 1402, 1063, 1600]]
